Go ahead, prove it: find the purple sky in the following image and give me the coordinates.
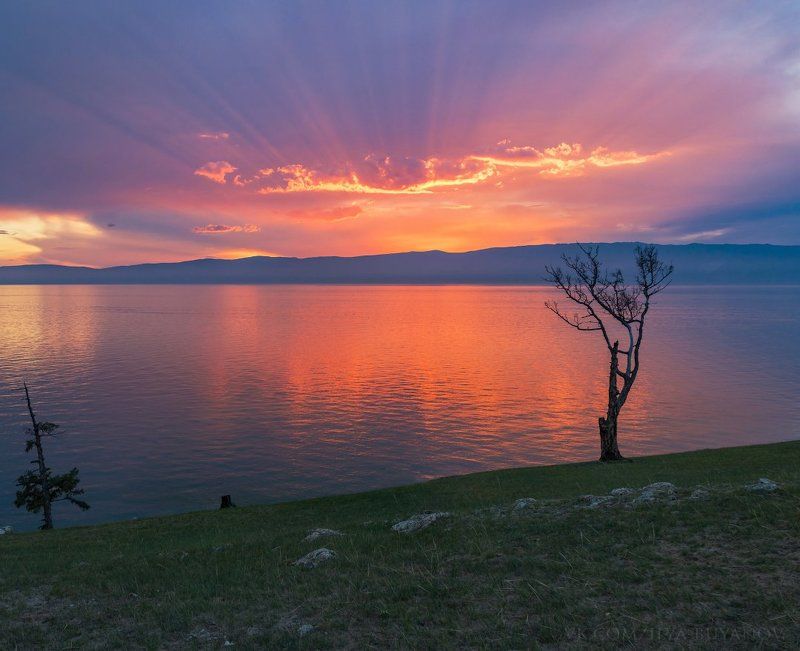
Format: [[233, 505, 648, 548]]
[[1, 1, 799, 266]]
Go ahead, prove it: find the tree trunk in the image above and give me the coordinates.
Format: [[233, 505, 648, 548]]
[[24, 383, 53, 529], [598, 343, 626, 462], [598, 414, 624, 461]]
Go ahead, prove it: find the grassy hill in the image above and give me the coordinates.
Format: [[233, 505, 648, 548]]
[[1, 440, 799, 649]]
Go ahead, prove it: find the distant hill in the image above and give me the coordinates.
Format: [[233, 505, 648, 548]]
[[0, 243, 798, 284]]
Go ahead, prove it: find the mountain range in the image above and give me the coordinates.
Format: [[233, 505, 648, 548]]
[[0, 243, 798, 284]]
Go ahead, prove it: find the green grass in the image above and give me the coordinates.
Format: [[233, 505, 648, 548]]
[[1, 440, 799, 649]]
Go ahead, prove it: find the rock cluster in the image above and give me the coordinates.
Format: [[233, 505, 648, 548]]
[[0, 526, 12, 535], [610, 487, 634, 497], [632, 482, 677, 505], [579, 494, 615, 509], [574, 482, 678, 509]]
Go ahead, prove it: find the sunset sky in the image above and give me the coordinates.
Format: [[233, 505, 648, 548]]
[[1, 1, 799, 266]]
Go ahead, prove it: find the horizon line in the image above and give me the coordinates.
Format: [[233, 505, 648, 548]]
[[2, 240, 797, 271]]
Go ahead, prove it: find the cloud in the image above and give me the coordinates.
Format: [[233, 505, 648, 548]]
[[192, 223, 261, 234], [290, 205, 364, 222], [194, 161, 237, 184], [196, 141, 666, 194], [254, 158, 497, 195], [0, 207, 102, 264], [197, 131, 230, 140], [474, 141, 668, 177], [676, 228, 731, 241]]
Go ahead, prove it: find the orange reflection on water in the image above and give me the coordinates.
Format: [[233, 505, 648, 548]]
[[1, 284, 797, 530]]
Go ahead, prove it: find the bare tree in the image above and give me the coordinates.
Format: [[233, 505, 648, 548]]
[[544, 244, 673, 461], [15, 382, 89, 529]]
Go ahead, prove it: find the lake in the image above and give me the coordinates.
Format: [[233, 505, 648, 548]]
[[1, 285, 798, 530]]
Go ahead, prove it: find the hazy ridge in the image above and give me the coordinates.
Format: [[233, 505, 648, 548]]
[[1, 243, 798, 284]]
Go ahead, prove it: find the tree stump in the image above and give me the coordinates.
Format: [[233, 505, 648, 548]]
[[219, 495, 235, 509]]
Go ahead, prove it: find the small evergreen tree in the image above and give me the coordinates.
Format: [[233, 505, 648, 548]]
[[15, 382, 89, 529]]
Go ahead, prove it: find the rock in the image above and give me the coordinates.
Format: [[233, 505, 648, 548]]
[[610, 487, 634, 497], [689, 488, 710, 500], [293, 548, 336, 568], [746, 478, 779, 492], [632, 482, 677, 505], [579, 494, 614, 509], [512, 498, 537, 512], [473, 505, 505, 518], [304, 528, 344, 542], [391, 511, 450, 533], [0, 526, 12, 535], [274, 617, 315, 637], [188, 627, 218, 643]]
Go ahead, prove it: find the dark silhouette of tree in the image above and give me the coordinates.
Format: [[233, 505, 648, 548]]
[[14, 383, 89, 529], [544, 244, 673, 461]]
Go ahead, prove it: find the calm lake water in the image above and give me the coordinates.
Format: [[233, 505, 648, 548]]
[[1, 285, 798, 530]]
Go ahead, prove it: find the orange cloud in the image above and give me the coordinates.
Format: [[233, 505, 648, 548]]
[[256, 159, 496, 195], [194, 161, 237, 184], [0, 207, 102, 264], [193, 141, 667, 194], [289, 205, 365, 221], [193, 223, 261, 234], [476, 141, 668, 177]]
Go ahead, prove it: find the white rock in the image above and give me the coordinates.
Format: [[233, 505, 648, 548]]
[[304, 528, 344, 542], [392, 511, 450, 533], [689, 488, 710, 500], [0, 526, 12, 535], [632, 482, 677, 505], [746, 478, 779, 492], [297, 624, 314, 637], [512, 498, 537, 511], [610, 487, 634, 497], [293, 548, 336, 568]]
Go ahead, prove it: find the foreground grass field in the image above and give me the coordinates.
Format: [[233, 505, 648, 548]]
[[2, 440, 799, 649]]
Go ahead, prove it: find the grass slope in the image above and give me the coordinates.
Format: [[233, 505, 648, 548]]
[[1, 441, 799, 649]]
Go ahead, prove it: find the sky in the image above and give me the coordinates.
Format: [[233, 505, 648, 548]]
[[1, 1, 799, 267]]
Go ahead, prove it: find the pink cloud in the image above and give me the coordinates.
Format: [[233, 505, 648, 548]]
[[197, 131, 230, 140], [192, 223, 260, 234], [194, 161, 237, 184]]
